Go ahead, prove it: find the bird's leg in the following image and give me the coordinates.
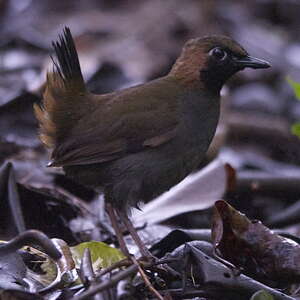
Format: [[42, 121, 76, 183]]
[[106, 204, 164, 300], [118, 210, 153, 260], [105, 203, 131, 257]]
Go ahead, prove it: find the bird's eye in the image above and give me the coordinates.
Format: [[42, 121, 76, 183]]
[[209, 47, 227, 61]]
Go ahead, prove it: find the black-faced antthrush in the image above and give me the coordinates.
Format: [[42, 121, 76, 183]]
[[34, 27, 270, 259]]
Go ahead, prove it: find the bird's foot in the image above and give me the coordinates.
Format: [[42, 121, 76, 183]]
[[137, 254, 181, 281]]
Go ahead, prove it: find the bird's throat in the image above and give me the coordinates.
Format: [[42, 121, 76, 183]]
[[199, 68, 227, 94]]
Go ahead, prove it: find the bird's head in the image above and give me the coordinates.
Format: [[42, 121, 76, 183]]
[[170, 35, 270, 92]]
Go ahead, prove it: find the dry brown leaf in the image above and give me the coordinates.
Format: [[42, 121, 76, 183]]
[[212, 200, 300, 284]]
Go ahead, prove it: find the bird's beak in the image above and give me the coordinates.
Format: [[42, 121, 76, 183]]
[[234, 55, 271, 69]]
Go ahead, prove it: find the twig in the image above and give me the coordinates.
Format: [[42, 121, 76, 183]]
[[80, 248, 95, 284], [161, 288, 208, 298], [131, 255, 164, 300], [96, 257, 180, 280], [79, 248, 112, 300], [96, 258, 131, 277], [73, 264, 138, 300]]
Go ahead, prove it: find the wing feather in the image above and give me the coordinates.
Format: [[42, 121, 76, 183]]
[[51, 77, 182, 166]]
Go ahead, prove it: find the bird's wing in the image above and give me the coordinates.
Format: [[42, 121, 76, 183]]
[[51, 77, 182, 166]]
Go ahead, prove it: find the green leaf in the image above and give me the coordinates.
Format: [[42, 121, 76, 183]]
[[291, 122, 300, 138], [287, 77, 300, 100], [71, 241, 125, 270], [250, 290, 274, 300]]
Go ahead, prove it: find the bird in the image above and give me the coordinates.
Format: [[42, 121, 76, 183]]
[[34, 27, 270, 258]]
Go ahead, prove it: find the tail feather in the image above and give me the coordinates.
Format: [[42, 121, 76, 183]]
[[52, 27, 84, 87], [34, 27, 87, 149]]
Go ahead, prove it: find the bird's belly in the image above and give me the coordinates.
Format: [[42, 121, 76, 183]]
[[64, 126, 215, 211], [134, 139, 210, 202]]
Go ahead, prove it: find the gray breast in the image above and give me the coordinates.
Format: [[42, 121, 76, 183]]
[[134, 90, 221, 203]]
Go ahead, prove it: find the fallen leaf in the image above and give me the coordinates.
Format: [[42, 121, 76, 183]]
[[212, 200, 300, 284], [250, 290, 275, 300], [71, 241, 125, 270]]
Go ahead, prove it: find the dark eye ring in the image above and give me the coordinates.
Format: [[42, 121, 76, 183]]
[[209, 47, 227, 61]]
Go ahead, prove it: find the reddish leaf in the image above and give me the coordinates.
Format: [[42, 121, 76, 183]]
[[212, 200, 300, 284]]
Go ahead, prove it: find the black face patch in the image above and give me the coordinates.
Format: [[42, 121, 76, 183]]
[[180, 36, 249, 92], [200, 48, 243, 92], [171, 35, 264, 90]]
